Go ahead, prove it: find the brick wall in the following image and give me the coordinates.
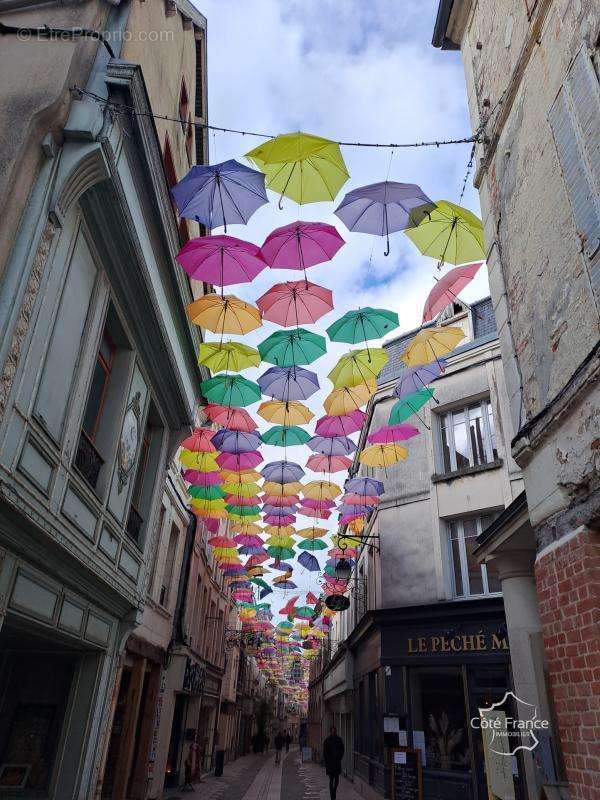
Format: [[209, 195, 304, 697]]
[[535, 526, 600, 799]]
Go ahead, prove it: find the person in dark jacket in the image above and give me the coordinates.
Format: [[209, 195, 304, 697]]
[[274, 731, 284, 764], [285, 731, 292, 752], [323, 726, 344, 800]]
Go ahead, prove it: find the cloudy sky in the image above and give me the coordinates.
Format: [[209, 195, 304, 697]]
[[193, 0, 488, 612]]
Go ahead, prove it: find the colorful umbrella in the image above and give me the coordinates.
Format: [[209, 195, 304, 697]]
[[404, 200, 485, 266], [258, 400, 314, 426], [258, 328, 327, 367], [258, 366, 320, 401], [299, 505, 331, 520], [401, 326, 465, 367], [298, 552, 320, 571], [335, 181, 434, 255], [179, 450, 220, 471], [328, 348, 388, 388], [301, 497, 336, 510], [221, 469, 262, 484], [303, 480, 341, 500], [422, 262, 483, 322], [170, 159, 268, 232], [203, 404, 258, 432], [265, 514, 296, 526], [359, 443, 408, 467], [260, 220, 344, 281], [256, 281, 333, 327], [180, 427, 217, 452], [224, 482, 262, 499], [177, 235, 266, 288], [296, 526, 328, 539], [212, 429, 262, 453], [368, 423, 420, 444], [388, 389, 435, 425], [323, 382, 376, 415], [307, 435, 356, 457], [226, 504, 261, 516], [393, 361, 445, 400], [225, 493, 261, 506], [326, 307, 399, 345], [183, 469, 223, 486], [306, 454, 352, 473], [345, 477, 384, 495], [261, 426, 311, 447], [342, 493, 379, 506], [186, 293, 262, 334], [262, 481, 304, 497], [217, 451, 263, 470], [261, 461, 305, 483], [298, 538, 328, 551], [198, 341, 260, 373], [245, 132, 349, 207], [314, 410, 366, 437], [188, 485, 226, 500], [261, 494, 300, 507], [200, 374, 261, 407]]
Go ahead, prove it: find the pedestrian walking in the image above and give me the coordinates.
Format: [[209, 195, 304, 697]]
[[323, 726, 344, 800], [274, 731, 284, 764], [285, 731, 292, 752]]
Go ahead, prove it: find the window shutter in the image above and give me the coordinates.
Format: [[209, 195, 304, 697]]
[[549, 46, 600, 294]]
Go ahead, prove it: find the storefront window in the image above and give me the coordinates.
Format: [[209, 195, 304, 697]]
[[410, 668, 470, 772]]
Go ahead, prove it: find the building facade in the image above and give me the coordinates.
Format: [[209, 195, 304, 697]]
[[0, 1, 210, 797], [433, 2, 600, 797]]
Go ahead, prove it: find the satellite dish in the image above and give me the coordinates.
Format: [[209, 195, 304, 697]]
[[325, 594, 350, 612]]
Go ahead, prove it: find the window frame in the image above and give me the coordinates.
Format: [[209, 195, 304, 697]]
[[82, 329, 116, 442], [437, 397, 498, 474], [447, 516, 501, 599]]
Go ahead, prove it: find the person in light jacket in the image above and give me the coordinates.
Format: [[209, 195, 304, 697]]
[[323, 726, 344, 800]]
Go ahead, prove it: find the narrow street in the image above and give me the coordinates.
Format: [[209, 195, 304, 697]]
[[166, 749, 360, 800]]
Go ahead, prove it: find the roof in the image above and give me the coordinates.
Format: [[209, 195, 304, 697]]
[[432, 0, 458, 49]]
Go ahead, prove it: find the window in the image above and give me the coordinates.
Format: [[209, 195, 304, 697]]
[[438, 399, 498, 473], [194, 35, 204, 117], [178, 78, 189, 133], [126, 422, 152, 544], [159, 524, 179, 608], [448, 515, 501, 597]]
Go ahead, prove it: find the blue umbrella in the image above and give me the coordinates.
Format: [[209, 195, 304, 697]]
[[344, 477, 385, 496], [307, 435, 357, 456], [261, 460, 305, 483], [212, 429, 262, 453], [258, 366, 320, 401], [170, 159, 268, 232], [262, 504, 299, 516], [298, 551, 320, 572], [334, 181, 434, 256], [393, 360, 445, 401]]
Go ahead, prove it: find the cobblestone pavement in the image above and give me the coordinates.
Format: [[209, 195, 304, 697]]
[[165, 750, 270, 800]]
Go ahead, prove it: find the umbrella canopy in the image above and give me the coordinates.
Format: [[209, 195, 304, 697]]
[[258, 328, 326, 367], [265, 514, 296, 526], [188, 485, 226, 500], [343, 493, 379, 506], [388, 389, 435, 424], [217, 451, 263, 470], [203, 404, 258, 432], [212, 429, 262, 453], [298, 550, 320, 571], [186, 293, 262, 334], [323, 382, 376, 415], [306, 454, 352, 473], [258, 400, 314, 426], [401, 326, 465, 367], [393, 361, 445, 400], [303, 480, 342, 500], [260, 220, 344, 279], [225, 493, 261, 506], [368, 423, 420, 444], [344, 477, 385, 495], [297, 538, 328, 551], [200, 374, 261, 407], [183, 469, 223, 486], [256, 281, 333, 327], [296, 526, 328, 539], [261, 426, 311, 447], [262, 505, 298, 517], [170, 159, 268, 232], [180, 428, 217, 452], [262, 481, 304, 497], [221, 469, 262, 484], [301, 497, 336, 510], [404, 200, 485, 265], [422, 262, 483, 322], [315, 410, 366, 437], [245, 132, 349, 206], [198, 341, 260, 373], [326, 307, 399, 344], [335, 181, 434, 255], [261, 461, 305, 483], [177, 234, 266, 288], [258, 366, 320, 401], [307, 435, 357, 456], [359, 443, 408, 467], [328, 348, 388, 388], [224, 482, 262, 499], [261, 494, 300, 507], [179, 450, 220, 471]]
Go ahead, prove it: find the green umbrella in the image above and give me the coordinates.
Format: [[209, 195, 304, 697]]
[[267, 546, 295, 560], [225, 504, 262, 516], [297, 538, 327, 551], [261, 425, 312, 447], [200, 374, 261, 407], [188, 485, 226, 500], [327, 307, 399, 344], [389, 388, 435, 424], [294, 605, 315, 618], [250, 577, 271, 591], [258, 328, 327, 367]]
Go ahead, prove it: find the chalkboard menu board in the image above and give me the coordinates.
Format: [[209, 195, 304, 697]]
[[390, 748, 423, 800]]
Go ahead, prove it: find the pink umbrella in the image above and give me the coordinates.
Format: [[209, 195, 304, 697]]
[[203, 404, 258, 432], [234, 534, 265, 547], [343, 493, 380, 506], [181, 427, 217, 452], [339, 513, 365, 524], [260, 221, 345, 281], [256, 280, 334, 327], [301, 497, 336, 510], [264, 513, 296, 526], [299, 506, 331, 520], [306, 454, 352, 473], [368, 423, 420, 444], [176, 234, 266, 289], [224, 494, 261, 506], [422, 262, 483, 322], [203, 517, 220, 534], [217, 451, 263, 470], [183, 469, 223, 486], [261, 494, 300, 507], [315, 410, 366, 437]]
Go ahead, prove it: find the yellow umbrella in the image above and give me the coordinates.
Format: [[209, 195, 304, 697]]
[[265, 535, 296, 548], [404, 200, 485, 266], [359, 443, 408, 467], [220, 469, 262, 484], [327, 348, 388, 388], [245, 132, 349, 206], [230, 522, 264, 536], [348, 518, 365, 535], [258, 400, 314, 425], [193, 508, 228, 520], [186, 293, 262, 334], [180, 450, 220, 471], [303, 480, 342, 500], [198, 340, 260, 373], [264, 525, 297, 536], [190, 498, 226, 512], [400, 326, 466, 367], [323, 382, 376, 416], [222, 482, 262, 498], [296, 526, 329, 539], [262, 481, 304, 497]]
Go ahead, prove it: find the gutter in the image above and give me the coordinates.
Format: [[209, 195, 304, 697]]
[[431, 0, 459, 50]]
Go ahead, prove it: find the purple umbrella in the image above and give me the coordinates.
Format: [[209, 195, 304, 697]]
[[301, 498, 336, 510], [298, 551, 320, 572], [171, 159, 268, 233], [334, 181, 435, 256], [344, 477, 385, 496], [307, 435, 357, 456], [261, 460, 305, 483], [393, 360, 445, 400], [258, 366, 320, 401], [238, 545, 267, 555], [211, 429, 262, 453], [262, 504, 299, 516], [337, 503, 371, 516], [269, 560, 295, 571], [315, 410, 366, 437], [264, 513, 296, 525]]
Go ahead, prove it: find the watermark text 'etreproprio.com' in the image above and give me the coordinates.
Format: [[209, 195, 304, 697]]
[[15, 28, 175, 43]]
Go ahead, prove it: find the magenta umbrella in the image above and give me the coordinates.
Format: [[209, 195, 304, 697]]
[[306, 454, 352, 473], [264, 513, 296, 525], [256, 280, 333, 327], [260, 221, 345, 282], [422, 262, 483, 322], [176, 234, 266, 290], [315, 410, 365, 437], [216, 451, 263, 470], [298, 506, 331, 520], [368, 423, 420, 444], [261, 494, 300, 507], [301, 497, 336, 510], [183, 469, 223, 486]]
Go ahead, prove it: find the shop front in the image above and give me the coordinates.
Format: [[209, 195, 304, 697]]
[[349, 598, 526, 800]]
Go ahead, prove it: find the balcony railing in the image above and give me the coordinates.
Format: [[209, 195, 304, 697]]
[[74, 429, 104, 488], [126, 504, 144, 545]]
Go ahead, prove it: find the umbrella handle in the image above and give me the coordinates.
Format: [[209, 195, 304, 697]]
[[384, 237, 390, 257]]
